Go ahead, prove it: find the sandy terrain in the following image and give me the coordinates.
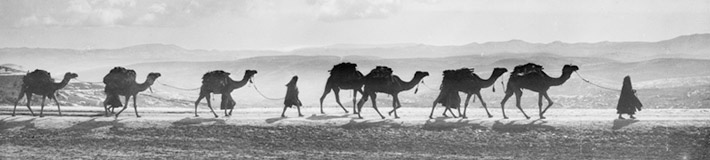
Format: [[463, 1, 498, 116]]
[[1, 106, 709, 159]]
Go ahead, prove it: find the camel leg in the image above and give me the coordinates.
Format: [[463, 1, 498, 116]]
[[538, 93, 544, 119], [115, 96, 130, 118], [429, 101, 438, 119], [540, 92, 554, 119], [442, 107, 450, 117], [352, 90, 359, 114], [205, 94, 218, 118], [477, 93, 492, 118], [132, 94, 140, 118], [447, 107, 458, 118], [12, 91, 29, 116], [462, 94, 473, 118], [500, 92, 513, 119], [388, 94, 401, 118], [319, 79, 334, 114], [514, 91, 530, 119], [356, 93, 370, 119], [52, 96, 62, 116], [194, 94, 203, 117], [332, 88, 349, 113], [39, 96, 47, 117], [369, 94, 385, 119]]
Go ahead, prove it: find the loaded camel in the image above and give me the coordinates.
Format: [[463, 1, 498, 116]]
[[103, 67, 161, 117], [356, 66, 429, 119], [194, 70, 257, 117], [500, 63, 579, 119], [12, 70, 78, 117], [319, 62, 364, 114], [429, 68, 508, 119]]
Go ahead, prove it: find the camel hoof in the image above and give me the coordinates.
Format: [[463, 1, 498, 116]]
[[320, 111, 325, 114], [525, 116, 531, 119], [395, 116, 400, 119], [488, 115, 493, 118], [429, 116, 433, 119], [39, 115, 44, 118], [380, 116, 386, 119], [195, 115, 200, 117], [299, 115, 304, 117], [281, 115, 286, 118], [503, 117, 509, 119], [214, 115, 219, 118], [462, 116, 468, 119], [540, 116, 546, 119], [136, 116, 142, 118], [358, 116, 364, 119], [11, 115, 15, 117]]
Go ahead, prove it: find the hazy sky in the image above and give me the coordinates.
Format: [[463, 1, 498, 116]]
[[1, 0, 709, 50]]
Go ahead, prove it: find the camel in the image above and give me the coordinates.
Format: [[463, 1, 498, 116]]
[[103, 67, 161, 117], [429, 68, 508, 119], [500, 64, 579, 119], [319, 62, 364, 114], [194, 70, 257, 117], [356, 66, 429, 119], [12, 70, 78, 117]]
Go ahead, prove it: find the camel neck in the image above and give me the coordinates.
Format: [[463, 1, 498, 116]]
[[550, 70, 573, 86], [54, 76, 72, 89], [479, 71, 506, 87], [402, 75, 425, 91], [137, 77, 157, 92], [228, 73, 253, 90]]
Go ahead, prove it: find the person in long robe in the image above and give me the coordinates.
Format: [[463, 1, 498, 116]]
[[617, 76, 643, 119], [282, 76, 303, 117]]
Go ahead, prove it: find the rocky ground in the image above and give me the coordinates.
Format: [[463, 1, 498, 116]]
[[1, 107, 709, 159]]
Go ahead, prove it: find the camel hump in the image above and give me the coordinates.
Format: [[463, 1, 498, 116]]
[[103, 67, 136, 89], [366, 66, 393, 80], [443, 68, 475, 81], [201, 70, 231, 89], [513, 63, 544, 76], [23, 69, 53, 85], [202, 70, 231, 80]]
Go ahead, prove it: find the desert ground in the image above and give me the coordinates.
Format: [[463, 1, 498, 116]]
[[1, 106, 708, 159]]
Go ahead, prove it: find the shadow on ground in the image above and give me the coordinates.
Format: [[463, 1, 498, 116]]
[[422, 117, 488, 131], [491, 120, 556, 133], [612, 119, 639, 130], [172, 117, 226, 126], [306, 114, 351, 121], [341, 119, 405, 129], [0, 118, 37, 131]]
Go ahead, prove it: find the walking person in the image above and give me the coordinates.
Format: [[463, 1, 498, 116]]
[[282, 76, 303, 117], [617, 76, 643, 119]]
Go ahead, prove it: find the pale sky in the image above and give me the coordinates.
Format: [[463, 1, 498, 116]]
[[0, 0, 709, 50]]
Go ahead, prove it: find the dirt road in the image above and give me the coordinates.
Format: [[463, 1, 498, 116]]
[[1, 106, 709, 159]]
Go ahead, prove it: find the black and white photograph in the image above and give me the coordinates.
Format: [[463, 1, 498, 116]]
[[1, 0, 709, 159]]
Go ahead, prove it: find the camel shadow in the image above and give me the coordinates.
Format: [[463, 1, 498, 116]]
[[612, 119, 639, 130], [172, 117, 226, 126], [422, 117, 487, 131], [0, 118, 37, 131], [66, 118, 124, 132], [306, 114, 351, 121], [491, 120, 555, 133], [265, 117, 287, 124], [341, 119, 405, 130]]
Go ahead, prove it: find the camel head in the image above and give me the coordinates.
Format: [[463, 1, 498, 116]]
[[414, 71, 430, 79], [492, 68, 509, 75], [245, 70, 258, 78], [147, 72, 162, 80], [63, 72, 78, 79], [562, 64, 579, 73]]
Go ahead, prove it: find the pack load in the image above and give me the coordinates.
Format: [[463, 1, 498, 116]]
[[365, 66, 394, 84], [202, 70, 236, 109], [103, 67, 137, 107], [329, 62, 360, 81], [23, 69, 53, 87], [512, 63, 543, 76]]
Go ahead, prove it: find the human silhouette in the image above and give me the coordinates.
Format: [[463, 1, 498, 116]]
[[282, 76, 303, 117], [617, 76, 642, 119]]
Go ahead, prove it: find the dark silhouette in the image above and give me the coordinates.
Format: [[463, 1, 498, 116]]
[[429, 68, 508, 119], [12, 70, 78, 117], [319, 62, 364, 114], [103, 67, 161, 117], [500, 64, 579, 119], [357, 66, 429, 119], [617, 76, 642, 119], [282, 76, 303, 117], [194, 70, 257, 117]]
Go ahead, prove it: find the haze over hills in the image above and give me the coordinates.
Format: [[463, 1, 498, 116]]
[[0, 33, 709, 110]]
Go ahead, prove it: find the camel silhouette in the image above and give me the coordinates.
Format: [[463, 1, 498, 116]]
[[500, 64, 579, 119], [356, 66, 429, 119], [429, 68, 508, 119], [12, 70, 77, 117], [103, 67, 161, 117], [194, 70, 257, 117], [319, 62, 364, 114]]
